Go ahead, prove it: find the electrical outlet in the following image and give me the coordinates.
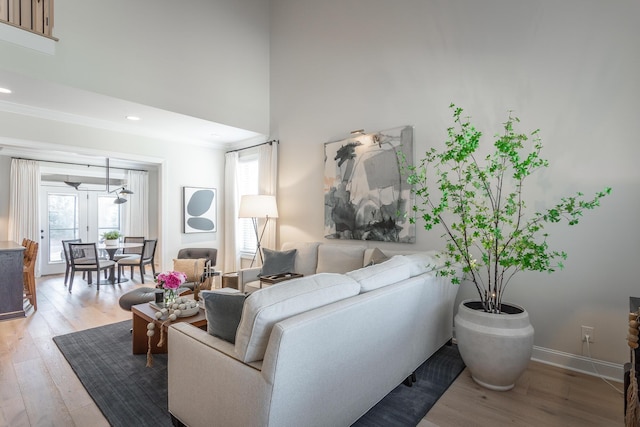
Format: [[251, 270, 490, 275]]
[[581, 326, 595, 343]]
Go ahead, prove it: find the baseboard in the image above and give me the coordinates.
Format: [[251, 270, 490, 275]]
[[531, 346, 624, 382], [451, 338, 624, 382]]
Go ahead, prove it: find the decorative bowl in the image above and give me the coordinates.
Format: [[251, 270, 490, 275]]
[[174, 297, 200, 317]]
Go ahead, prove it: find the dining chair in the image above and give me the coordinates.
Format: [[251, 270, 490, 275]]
[[68, 243, 116, 292], [113, 236, 145, 266], [117, 239, 157, 283], [62, 238, 83, 285], [22, 239, 38, 310]]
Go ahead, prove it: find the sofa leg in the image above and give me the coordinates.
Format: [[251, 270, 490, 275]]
[[403, 371, 417, 387]]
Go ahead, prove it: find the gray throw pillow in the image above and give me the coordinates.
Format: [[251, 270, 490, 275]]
[[259, 248, 297, 277], [202, 291, 247, 343]]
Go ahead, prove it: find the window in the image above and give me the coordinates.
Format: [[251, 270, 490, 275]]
[[237, 152, 259, 255], [98, 195, 122, 241]]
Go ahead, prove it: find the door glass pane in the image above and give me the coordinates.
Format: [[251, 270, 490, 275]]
[[98, 195, 121, 240], [48, 193, 78, 263]]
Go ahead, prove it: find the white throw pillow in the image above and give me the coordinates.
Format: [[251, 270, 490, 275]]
[[234, 273, 361, 363], [404, 251, 440, 277], [281, 242, 320, 276], [347, 255, 411, 292], [316, 244, 366, 273]]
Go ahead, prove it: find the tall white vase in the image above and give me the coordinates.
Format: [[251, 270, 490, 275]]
[[454, 299, 534, 391]]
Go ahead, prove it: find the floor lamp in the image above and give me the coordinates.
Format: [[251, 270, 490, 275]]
[[238, 195, 279, 267]]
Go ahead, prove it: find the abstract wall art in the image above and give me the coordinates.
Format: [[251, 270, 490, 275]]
[[323, 125, 415, 243], [183, 187, 217, 233]]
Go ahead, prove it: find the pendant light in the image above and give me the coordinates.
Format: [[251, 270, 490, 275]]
[[63, 158, 134, 204], [64, 181, 81, 189], [106, 158, 134, 204]]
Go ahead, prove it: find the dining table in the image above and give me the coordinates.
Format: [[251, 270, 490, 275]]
[[98, 241, 144, 284]]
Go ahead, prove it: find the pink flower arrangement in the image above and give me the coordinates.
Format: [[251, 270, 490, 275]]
[[156, 271, 187, 290]]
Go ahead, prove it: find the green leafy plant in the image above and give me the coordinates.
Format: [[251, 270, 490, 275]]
[[101, 230, 122, 240], [403, 104, 610, 313]]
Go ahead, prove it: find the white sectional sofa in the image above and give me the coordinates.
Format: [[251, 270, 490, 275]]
[[238, 241, 421, 292], [167, 243, 459, 427]]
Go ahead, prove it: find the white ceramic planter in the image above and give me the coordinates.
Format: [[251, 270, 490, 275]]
[[454, 299, 534, 391], [105, 239, 118, 246]]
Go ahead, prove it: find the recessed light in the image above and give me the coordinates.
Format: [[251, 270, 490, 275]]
[[126, 116, 141, 121], [0, 87, 12, 94]]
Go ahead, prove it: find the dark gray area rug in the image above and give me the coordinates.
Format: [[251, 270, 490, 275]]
[[352, 344, 465, 426], [54, 320, 464, 427], [53, 320, 171, 427]]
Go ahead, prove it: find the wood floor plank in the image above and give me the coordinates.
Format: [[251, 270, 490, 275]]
[[68, 403, 110, 427], [31, 336, 94, 413], [0, 352, 28, 427], [13, 358, 74, 427], [425, 363, 624, 426], [0, 395, 29, 427]]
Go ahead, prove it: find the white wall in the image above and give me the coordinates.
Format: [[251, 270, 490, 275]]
[[0, 110, 227, 271], [271, 0, 640, 365], [0, 0, 270, 134]]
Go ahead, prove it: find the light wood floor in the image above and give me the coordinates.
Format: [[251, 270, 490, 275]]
[[422, 359, 624, 427], [1, 275, 626, 427]]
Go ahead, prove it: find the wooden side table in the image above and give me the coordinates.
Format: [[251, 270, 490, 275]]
[[131, 302, 207, 354], [259, 273, 304, 288], [222, 272, 239, 289]]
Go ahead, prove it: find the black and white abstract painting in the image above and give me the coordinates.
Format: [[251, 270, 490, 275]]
[[183, 187, 216, 233], [324, 125, 415, 242]]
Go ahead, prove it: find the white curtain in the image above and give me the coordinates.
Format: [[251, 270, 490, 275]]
[[224, 151, 240, 273], [258, 142, 278, 252], [8, 158, 40, 244], [123, 170, 149, 237]]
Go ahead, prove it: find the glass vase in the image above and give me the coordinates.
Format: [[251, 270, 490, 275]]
[[164, 289, 176, 308]]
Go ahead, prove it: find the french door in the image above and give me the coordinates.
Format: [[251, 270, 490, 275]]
[[39, 185, 122, 276]]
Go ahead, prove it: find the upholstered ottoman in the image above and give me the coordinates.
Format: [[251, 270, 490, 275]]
[[119, 286, 193, 310], [118, 287, 160, 311]]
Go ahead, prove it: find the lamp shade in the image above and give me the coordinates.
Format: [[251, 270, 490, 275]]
[[238, 195, 279, 219]]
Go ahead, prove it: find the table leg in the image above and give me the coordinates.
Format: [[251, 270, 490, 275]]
[[99, 247, 129, 285]]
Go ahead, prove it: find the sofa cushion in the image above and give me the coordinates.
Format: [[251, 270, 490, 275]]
[[281, 242, 320, 276], [259, 248, 297, 277], [173, 258, 207, 282], [347, 255, 411, 292], [235, 273, 361, 363], [404, 251, 440, 277], [202, 290, 247, 344], [316, 244, 366, 274]]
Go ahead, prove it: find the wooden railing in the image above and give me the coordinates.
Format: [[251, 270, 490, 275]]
[[0, 0, 54, 39]]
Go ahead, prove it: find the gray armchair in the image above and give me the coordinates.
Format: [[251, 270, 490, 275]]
[[177, 248, 217, 267]]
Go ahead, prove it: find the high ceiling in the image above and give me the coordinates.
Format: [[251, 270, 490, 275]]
[[0, 68, 262, 169]]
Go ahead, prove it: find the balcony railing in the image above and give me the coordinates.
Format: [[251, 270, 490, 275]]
[[0, 0, 55, 39]]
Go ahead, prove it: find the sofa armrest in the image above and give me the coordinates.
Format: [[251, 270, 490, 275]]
[[238, 267, 261, 292], [168, 323, 269, 427]]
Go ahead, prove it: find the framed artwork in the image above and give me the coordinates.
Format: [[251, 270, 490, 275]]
[[183, 187, 217, 233], [323, 125, 415, 243]]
